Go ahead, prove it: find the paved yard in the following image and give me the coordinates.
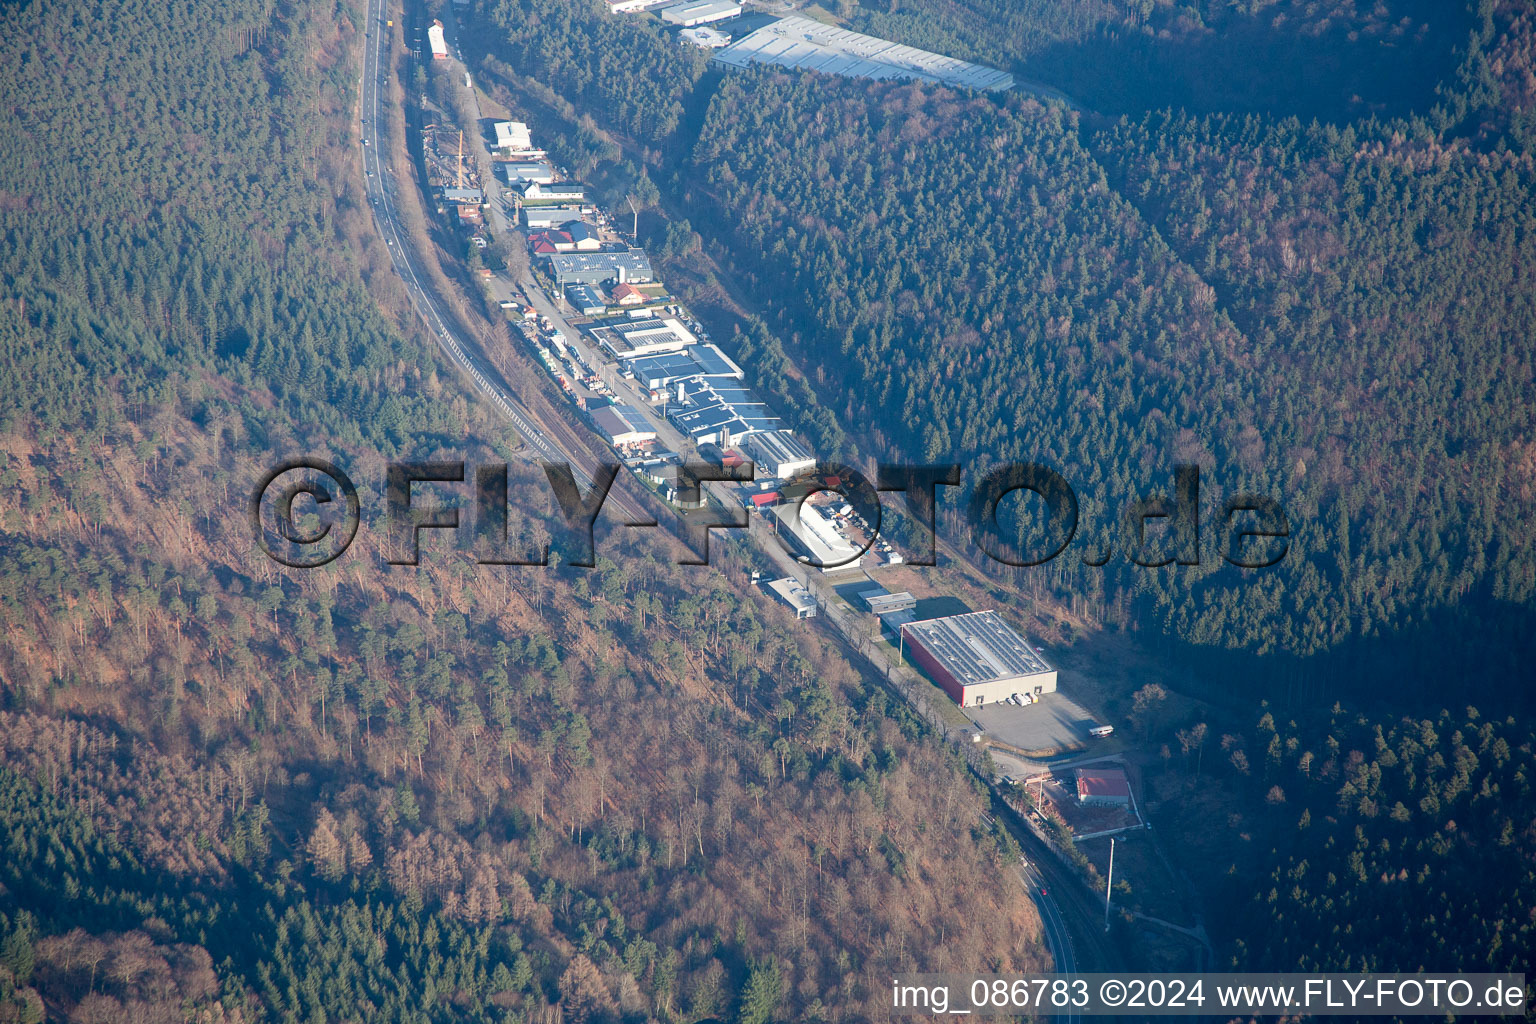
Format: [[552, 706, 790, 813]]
[[969, 691, 1099, 756]]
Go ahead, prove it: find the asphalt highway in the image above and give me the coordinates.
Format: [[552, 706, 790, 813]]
[[357, 0, 568, 470]]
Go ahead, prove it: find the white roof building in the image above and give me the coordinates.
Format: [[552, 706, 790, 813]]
[[521, 205, 588, 229], [503, 161, 556, 184], [714, 16, 1014, 91], [767, 577, 818, 619], [743, 430, 815, 479], [492, 120, 537, 153], [589, 315, 696, 358], [680, 26, 732, 47], [772, 501, 863, 573], [660, 0, 741, 25], [428, 22, 448, 59]]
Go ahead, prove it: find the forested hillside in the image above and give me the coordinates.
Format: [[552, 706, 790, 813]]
[[475, 0, 708, 144], [0, 0, 1045, 1019], [1143, 703, 1536, 974], [686, 71, 1536, 672], [848, 0, 1467, 121], [0, 0, 457, 452], [1094, 110, 1536, 614]]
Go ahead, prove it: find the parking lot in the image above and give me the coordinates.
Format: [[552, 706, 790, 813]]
[[969, 691, 1098, 756]]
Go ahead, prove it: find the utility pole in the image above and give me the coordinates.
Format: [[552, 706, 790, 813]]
[[1104, 836, 1116, 932], [627, 195, 638, 241]]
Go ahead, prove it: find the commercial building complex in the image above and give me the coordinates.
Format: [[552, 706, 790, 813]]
[[626, 345, 744, 389], [589, 315, 696, 358], [667, 379, 783, 445], [899, 610, 1055, 708]]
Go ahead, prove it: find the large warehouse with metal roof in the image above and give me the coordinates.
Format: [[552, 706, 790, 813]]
[[713, 17, 1014, 92], [900, 610, 1055, 708]]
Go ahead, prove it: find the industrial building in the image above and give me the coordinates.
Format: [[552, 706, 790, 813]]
[[588, 314, 694, 358], [660, 0, 741, 26], [428, 21, 448, 59], [667, 379, 783, 445], [522, 206, 588, 230], [899, 610, 1056, 708], [681, 26, 732, 47], [606, 0, 672, 11], [547, 248, 654, 287], [714, 17, 1014, 92], [491, 120, 535, 153], [1076, 767, 1131, 807], [866, 591, 915, 616], [766, 577, 818, 619], [520, 181, 587, 202], [565, 283, 607, 315], [772, 501, 864, 572], [626, 344, 744, 389], [743, 429, 815, 479], [503, 161, 556, 184], [591, 403, 656, 446]]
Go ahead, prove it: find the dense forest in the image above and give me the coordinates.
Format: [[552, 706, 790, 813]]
[[0, 0, 463, 453], [849, 0, 1469, 121], [475, 0, 708, 145], [1139, 702, 1536, 974], [684, 69, 1535, 673], [0, 0, 1046, 1020]]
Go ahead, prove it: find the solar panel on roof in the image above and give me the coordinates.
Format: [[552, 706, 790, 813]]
[[903, 611, 1052, 685]]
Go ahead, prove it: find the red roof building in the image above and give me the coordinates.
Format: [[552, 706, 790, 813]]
[[1076, 767, 1131, 806], [528, 230, 575, 253], [611, 282, 647, 305]]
